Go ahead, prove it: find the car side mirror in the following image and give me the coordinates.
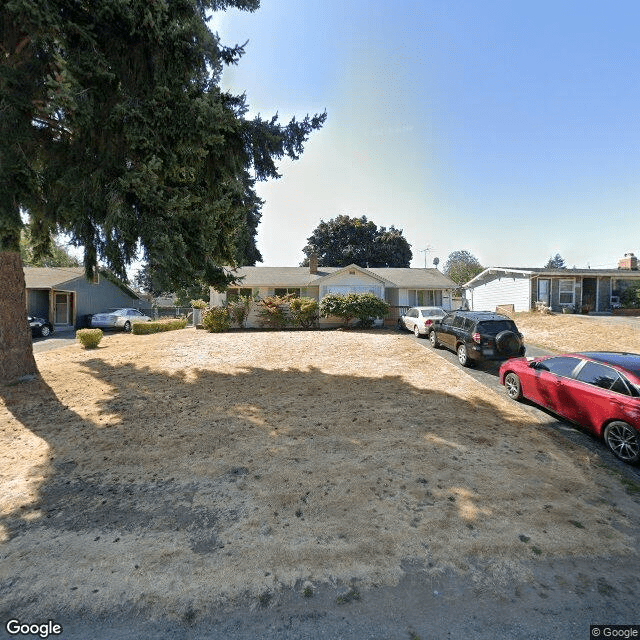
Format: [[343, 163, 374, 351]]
[[529, 361, 539, 369]]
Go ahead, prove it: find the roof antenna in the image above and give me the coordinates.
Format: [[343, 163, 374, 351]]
[[418, 246, 433, 269]]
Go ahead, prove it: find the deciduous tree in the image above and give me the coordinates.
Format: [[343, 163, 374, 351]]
[[301, 215, 412, 268], [442, 250, 484, 292]]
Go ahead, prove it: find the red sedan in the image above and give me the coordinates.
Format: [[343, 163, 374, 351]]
[[499, 352, 640, 464]]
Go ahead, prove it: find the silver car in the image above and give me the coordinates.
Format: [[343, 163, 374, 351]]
[[90, 308, 151, 332], [399, 306, 445, 338]]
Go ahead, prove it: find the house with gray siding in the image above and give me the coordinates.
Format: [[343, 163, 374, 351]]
[[24, 267, 144, 328], [210, 259, 457, 327], [463, 254, 640, 313]]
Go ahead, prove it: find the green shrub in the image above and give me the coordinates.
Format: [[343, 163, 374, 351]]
[[76, 328, 103, 348], [289, 296, 319, 328], [132, 319, 188, 334], [621, 284, 640, 308], [228, 296, 252, 328], [319, 292, 389, 327], [257, 294, 293, 328], [202, 307, 231, 333], [190, 299, 208, 309]]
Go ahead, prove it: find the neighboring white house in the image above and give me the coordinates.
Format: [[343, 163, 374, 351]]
[[464, 254, 640, 313], [210, 259, 457, 327]]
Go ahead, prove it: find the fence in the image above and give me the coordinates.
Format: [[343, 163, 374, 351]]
[[152, 307, 193, 323]]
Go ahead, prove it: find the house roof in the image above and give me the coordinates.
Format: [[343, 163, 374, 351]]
[[24, 267, 139, 299], [464, 266, 640, 288], [225, 265, 456, 289], [24, 267, 86, 289]]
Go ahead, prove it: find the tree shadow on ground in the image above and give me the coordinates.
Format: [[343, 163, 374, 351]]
[[0, 353, 633, 620]]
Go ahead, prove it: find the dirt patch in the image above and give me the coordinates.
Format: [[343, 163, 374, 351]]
[[515, 312, 640, 353], [1, 329, 639, 621]]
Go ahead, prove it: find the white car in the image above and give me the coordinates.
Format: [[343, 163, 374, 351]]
[[398, 306, 445, 337], [90, 308, 151, 332]]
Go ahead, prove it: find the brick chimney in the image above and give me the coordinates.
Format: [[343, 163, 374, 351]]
[[309, 252, 318, 274], [618, 252, 638, 270]]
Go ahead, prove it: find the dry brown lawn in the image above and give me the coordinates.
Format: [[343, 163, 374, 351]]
[[515, 312, 640, 353], [1, 328, 638, 619]]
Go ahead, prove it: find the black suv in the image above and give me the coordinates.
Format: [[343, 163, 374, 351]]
[[428, 311, 525, 367]]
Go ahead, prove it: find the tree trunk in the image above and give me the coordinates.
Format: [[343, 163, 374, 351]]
[[0, 250, 38, 384]]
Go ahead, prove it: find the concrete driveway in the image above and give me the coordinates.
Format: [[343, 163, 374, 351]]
[[31, 327, 78, 353]]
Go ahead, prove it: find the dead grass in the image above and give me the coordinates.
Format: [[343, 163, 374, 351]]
[[515, 313, 640, 353], [1, 329, 638, 619]]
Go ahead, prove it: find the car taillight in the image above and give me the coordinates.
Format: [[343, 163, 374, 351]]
[[472, 332, 481, 343], [424, 319, 432, 326]]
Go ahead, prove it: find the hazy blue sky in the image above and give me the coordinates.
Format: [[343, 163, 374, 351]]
[[210, 0, 640, 270]]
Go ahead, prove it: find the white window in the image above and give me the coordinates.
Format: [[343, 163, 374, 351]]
[[227, 287, 253, 301], [322, 285, 383, 298], [408, 290, 443, 306], [559, 279, 575, 305], [274, 288, 300, 298]]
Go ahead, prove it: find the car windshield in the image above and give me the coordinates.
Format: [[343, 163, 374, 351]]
[[421, 308, 444, 317], [476, 320, 517, 335]]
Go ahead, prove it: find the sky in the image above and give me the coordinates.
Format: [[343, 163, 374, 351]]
[[206, 0, 640, 271]]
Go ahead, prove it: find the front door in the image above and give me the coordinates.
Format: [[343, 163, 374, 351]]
[[582, 277, 597, 312], [537, 279, 550, 306], [54, 293, 69, 324]]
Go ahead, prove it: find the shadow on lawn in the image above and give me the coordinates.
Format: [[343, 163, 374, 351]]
[[1, 357, 577, 543]]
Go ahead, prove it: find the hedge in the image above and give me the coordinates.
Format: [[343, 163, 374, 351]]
[[76, 328, 103, 349], [132, 319, 188, 334]]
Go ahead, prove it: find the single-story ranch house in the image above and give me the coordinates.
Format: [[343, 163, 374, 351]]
[[463, 253, 640, 313], [25, 266, 145, 329], [210, 259, 457, 327]]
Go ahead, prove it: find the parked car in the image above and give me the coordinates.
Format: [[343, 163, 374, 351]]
[[90, 308, 151, 332], [399, 306, 446, 337], [428, 310, 525, 366], [499, 352, 640, 464], [28, 315, 54, 338]]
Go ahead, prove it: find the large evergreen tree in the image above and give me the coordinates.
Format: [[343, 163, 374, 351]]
[[20, 229, 80, 268], [544, 253, 567, 269], [0, 0, 325, 382], [301, 215, 412, 268]]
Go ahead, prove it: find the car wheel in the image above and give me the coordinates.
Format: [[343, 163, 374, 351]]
[[495, 330, 520, 356], [413, 325, 421, 338], [457, 344, 470, 367], [504, 372, 522, 400], [123, 321, 131, 332], [429, 331, 439, 348], [603, 421, 640, 464], [40, 325, 51, 337]]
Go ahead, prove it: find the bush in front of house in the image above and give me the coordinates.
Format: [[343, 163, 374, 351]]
[[76, 328, 103, 348], [257, 294, 294, 328], [132, 319, 188, 334], [621, 284, 640, 308], [289, 296, 319, 328], [190, 299, 208, 309], [202, 307, 231, 332], [320, 292, 390, 327], [228, 296, 252, 328]]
